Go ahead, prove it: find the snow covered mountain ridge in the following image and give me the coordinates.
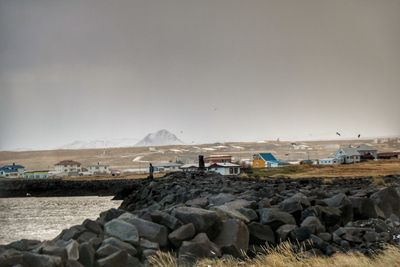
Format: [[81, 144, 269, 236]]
[[135, 129, 184, 147]]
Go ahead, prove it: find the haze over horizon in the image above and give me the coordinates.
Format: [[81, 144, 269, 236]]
[[1, 0, 400, 151]]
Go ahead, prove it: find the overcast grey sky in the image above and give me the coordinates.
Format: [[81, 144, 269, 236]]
[[0, 0, 399, 150]]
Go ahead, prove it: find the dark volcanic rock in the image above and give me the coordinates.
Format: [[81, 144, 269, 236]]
[[83, 219, 103, 235], [279, 193, 310, 221], [214, 219, 249, 257], [104, 219, 139, 245], [185, 197, 209, 208], [322, 193, 353, 225], [96, 250, 128, 267], [78, 242, 95, 267], [5, 172, 400, 266], [248, 222, 275, 245], [178, 233, 221, 264], [276, 224, 298, 241], [349, 197, 383, 220], [370, 187, 400, 218], [149, 210, 181, 230], [209, 193, 236, 206], [300, 216, 325, 234], [118, 213, 168, 247], [5, 239, 41, 252], [100, 237, 137, 257], [259, 208, 296, 229], [168, 223, 196, 247], [290, 227, 312, 242], [22, 252, 63, 267], [173, 206, 222, 238]]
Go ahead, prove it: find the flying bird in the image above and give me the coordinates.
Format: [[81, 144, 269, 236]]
[[358, 134, 361, 138], [336, 132, 341, 136]]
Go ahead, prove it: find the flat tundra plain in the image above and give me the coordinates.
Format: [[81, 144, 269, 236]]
[[0, 139, 399, 177]]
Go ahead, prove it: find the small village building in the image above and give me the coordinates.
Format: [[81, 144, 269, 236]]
[[300, 159, 315, 165], [252, 153, 280, 168], [180, 162, 240, 176], [208, 162, 241, 176], [335, 148, 361, 164], [88, 163, 111, 175], [377, 152, 400, 160], [180, 163, 204, 172], [111, 169, 121, 176], [357, 144, 378, 160], [204, 155, 232, 163], [0, 163, 25, 177], [318, 158, 340, 165], [23, 170, 49, 179], [154, 162, 182, 172], [54, 160, 82, 176]]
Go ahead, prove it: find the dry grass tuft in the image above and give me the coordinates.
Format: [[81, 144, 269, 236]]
[[147, 251, 177, 267], [372, 175, 386, 186], [148, 243, 400, 267]]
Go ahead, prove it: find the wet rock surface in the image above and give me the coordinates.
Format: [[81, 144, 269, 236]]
[[2, 172, 400, 266]]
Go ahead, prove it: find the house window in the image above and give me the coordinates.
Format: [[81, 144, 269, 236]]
[[229, 168, 233, 174]]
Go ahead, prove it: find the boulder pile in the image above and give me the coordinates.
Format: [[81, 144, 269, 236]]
[[2, 172, 400, 266]]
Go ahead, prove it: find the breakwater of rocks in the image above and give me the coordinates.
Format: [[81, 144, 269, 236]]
[[0, 178, 141, 198], [1, 172, 400, 267]]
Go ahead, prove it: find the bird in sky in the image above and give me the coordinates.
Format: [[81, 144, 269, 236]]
[[336, 132, 341, 136], [358, 134, 361, 138]]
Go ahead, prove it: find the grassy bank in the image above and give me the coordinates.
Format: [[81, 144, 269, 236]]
[[149, 243, 400, 267], [248, 160, 400, 179]]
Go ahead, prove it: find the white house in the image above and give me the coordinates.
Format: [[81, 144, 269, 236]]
[[208, 162, 241, 176], [318, 158, 340, 165], [54, 160, 82, 175], [357, 144, 378, 160], [23, 170, 49, 179], [180, 162, 241, 176], [154, 163, 183, 172], [180, 163, 204, 172], [88, 163, 111, 175], [335, 147, 361, 164]]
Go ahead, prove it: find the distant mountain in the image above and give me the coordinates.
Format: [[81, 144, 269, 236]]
[[135, 129, 184, 147], [60, 138, 139, 150]]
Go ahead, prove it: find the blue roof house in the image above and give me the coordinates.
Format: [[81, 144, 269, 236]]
[[253, 153, 280, 168], [0, 163, 25, 177]]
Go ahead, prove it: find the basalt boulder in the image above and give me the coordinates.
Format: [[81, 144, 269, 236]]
[[322, 193, 353, 225], [178, 233, 221, 265], [104, 219, 139, 246], [118, 213, 168, 247], [168, 223, 196, 247], [213, 219, 249, 257], [370, 187, 400, 219], [259, 208, 296, 230], [173, 207, 222, 238], [248, 222, 275, 245]]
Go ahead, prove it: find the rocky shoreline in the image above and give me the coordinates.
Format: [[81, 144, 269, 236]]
[[1, 172, 400, 266], [0, 178, 142, 198]]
